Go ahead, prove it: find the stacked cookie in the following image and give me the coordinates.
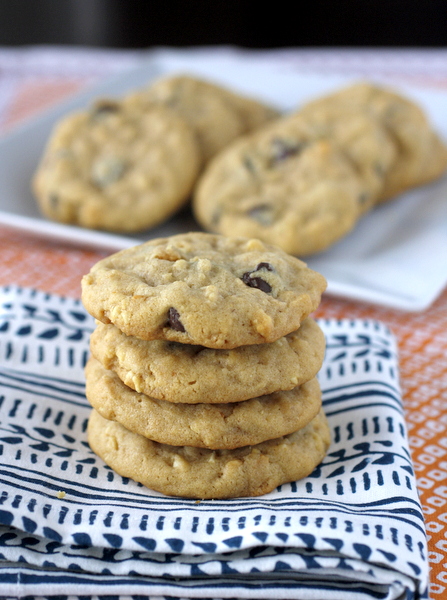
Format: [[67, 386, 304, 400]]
[[81, 232, 330, 499]]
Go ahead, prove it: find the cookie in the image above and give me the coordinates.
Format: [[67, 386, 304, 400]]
[[81, 232, 327, 348], [87, 408, 331, 498], [288, 108, 396, 213], [85, 356, 323, 449], [209, 81, 281, 132], [300, 81, 447, 201], [193, 134, 368, 257], [32, 99, 201, 232], [124, 74, 280, 164], [89, 317, 326, 404]]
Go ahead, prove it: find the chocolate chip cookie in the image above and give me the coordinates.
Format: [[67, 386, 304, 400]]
[[287, 107, 396, 213], [299, 81, 447, 202], [81, 232, 327, 348], [193, 133, 368, 256], [193, 81, 447, 257], [124, 74, 280, 165], [32, 99, 201, 231]]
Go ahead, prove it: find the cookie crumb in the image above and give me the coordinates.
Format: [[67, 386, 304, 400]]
[[57, 490, 66, 499]]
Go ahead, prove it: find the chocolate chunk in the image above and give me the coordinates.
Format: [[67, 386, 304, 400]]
[[270, 137, 304, 164], [374, 161, 385, 177], [247, 204, 277, 226], [49, 193, 59, 210], [244, 276, 272, 293], [91, 100, 120, 119], [243, 155, 257, 174], [242, 270, 272, 293], [91, 155, 126, 188], [168, 307, 185, 332], [255, 262, 274, 272], [358, 191, 370, 206], [241, 262, 274, 292]]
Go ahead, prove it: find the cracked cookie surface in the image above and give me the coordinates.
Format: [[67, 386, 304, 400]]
[[85, 356, 323, 449], [81, 232, 327, 348], [87, 408, 331, 498], [32, 100, 201, 231]]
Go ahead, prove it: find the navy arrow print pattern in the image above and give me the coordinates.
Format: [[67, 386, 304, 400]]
[[0, 286, 429, 599]]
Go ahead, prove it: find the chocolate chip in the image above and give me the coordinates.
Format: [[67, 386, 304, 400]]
[[247, 204, 276, 226], [242, 273, 272, 293], [49, 193, 59, 210], [358, 192, 370, 205], [374, 162, 385, 177], [384, 104, 400, 121], [91, 156, 126, 188], [270, 137, 304, 164], [255, 262, 274, 272], [91, 100, 120, 119], [168, 307, 185, 332], [243, 155, 257, 174], [241, 262, 274, 293]]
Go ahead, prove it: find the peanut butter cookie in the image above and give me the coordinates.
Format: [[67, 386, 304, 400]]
[[85, 356, 323, 449], [32, 100, 201, 231], [193, 134, 368, 256], [300, 81, 447, 201], [87, 408, 331, 498], [89, 317, 325, 403], [81, 233, 327, 348], [124, 74, 279, 165]]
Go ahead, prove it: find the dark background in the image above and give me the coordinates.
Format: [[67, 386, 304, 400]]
[[0, 0, 446, 48]]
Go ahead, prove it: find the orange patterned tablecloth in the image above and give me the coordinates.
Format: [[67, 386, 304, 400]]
[[1, 46, 447, 598]]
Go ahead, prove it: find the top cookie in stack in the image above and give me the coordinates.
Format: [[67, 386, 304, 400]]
[[81, 232, 330, 499], [81, 232, 326, 348]]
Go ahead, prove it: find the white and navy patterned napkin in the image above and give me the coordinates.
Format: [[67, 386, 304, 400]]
[[0, 285, 428, 600]]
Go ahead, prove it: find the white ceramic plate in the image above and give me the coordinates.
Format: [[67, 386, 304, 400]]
[[1, 49, 447, 311]]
